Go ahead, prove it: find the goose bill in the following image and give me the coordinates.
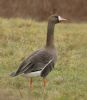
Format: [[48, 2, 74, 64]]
[[58, 16, 67, 21]]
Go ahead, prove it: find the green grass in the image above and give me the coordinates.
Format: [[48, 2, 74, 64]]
[[0, 18, 87, 100]]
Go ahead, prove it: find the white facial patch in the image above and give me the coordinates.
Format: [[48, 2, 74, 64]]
[[58, 16, 67, 21]]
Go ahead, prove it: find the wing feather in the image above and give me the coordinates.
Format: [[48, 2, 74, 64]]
[[41, 58, 54, 77], [10, 49, 56, 77]]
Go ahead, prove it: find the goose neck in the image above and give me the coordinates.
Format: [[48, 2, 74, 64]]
[[46, 22, 55, 47]]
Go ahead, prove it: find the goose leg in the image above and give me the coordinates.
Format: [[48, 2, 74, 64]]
[[43, 78, 47, 93], [29, 78, 33, 92]]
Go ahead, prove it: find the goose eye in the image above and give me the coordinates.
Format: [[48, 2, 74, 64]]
[[54, 16, 58, 19]]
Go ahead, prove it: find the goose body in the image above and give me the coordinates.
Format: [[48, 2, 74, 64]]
[[11, 48, 56, 78], [10, 15, 67, 91]]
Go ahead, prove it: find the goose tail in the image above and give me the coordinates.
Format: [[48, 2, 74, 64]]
[[10, 72, 17, 77]]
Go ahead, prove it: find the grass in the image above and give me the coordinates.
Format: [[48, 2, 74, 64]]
[[0, 18, 87, 100]]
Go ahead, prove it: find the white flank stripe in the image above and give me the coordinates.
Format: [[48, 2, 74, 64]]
[[22, 70, 41, 78], [22, 58, 53, 78]]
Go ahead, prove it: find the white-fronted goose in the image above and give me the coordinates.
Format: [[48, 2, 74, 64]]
[[10, 15, 67, 91]]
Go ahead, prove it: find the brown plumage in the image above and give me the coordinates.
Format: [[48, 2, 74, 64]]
[[10, 15, 67, 91]]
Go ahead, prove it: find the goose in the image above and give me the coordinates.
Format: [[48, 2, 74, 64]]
[[10, 15, 67, 91]]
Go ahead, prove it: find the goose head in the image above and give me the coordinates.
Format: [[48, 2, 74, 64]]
[[49, 15, 67, 24]]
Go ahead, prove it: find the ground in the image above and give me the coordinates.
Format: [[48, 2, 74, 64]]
[[0, 18, 87, 100]]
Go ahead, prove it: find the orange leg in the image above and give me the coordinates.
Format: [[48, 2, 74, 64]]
[[43, 78, 47, 93], [29, 78, 33, 92]]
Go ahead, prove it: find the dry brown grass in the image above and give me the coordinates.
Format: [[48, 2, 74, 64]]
[[0, 18, 87, 100]]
